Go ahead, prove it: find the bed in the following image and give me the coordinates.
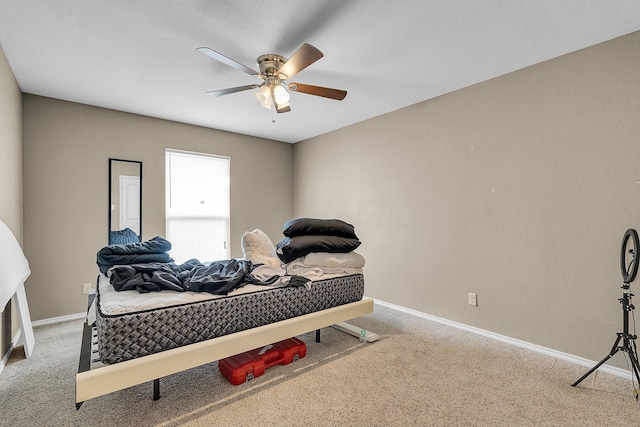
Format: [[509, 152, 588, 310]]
[[76, 221, 374, 407], [95, 271, 366, 364]]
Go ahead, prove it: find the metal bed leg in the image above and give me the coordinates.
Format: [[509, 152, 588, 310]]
[[153, 379, 160, 400], [316, 329, 321, 343], [76, 296, 95, 411]]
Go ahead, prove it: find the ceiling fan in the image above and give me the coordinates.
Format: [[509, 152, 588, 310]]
[[197, 43, 347, 113]]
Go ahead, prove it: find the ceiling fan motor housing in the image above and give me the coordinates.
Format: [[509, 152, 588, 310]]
[[257, 54, 288, 81]]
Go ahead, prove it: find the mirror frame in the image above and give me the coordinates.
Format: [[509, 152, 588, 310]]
[[108, 158, 143, 244]]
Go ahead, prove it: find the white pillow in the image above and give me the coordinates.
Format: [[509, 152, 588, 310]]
[[302, 251, 366, 268], [241, 229, 281, 267]]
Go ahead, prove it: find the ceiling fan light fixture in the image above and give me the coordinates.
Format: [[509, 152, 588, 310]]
[[255, 84, 272, 108], [273, 85, 290, 104]]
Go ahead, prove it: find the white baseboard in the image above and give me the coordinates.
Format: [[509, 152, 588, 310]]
[[31, 312, 85, 327], [373, 299, 633, 380], [2, 303, 633, 381]]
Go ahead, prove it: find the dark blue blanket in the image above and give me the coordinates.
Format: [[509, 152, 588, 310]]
[[97, 236, 173, 275]]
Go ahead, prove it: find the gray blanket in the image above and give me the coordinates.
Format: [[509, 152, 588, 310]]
[[109, 258, 309, 295]]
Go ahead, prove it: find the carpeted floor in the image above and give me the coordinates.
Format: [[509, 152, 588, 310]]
[[1, 304, 638, 426]]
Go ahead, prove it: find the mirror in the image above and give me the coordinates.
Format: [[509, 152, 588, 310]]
[[109, 158, 142, 245]]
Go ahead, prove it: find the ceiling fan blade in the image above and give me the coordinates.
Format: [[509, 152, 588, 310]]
[[275, 102, 291, 113], [197, 47, 259, 76], [288, 83, 347, 100], [277, 43, 323, 80], [206, 84, 259, 97]]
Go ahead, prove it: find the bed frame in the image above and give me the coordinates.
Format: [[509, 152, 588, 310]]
[[76, 296, 374, 408]]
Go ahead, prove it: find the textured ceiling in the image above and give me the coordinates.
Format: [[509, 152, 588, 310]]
[[1, 1, 640, 143]]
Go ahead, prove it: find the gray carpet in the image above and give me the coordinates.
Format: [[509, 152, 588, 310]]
[[0, 304, 637, 426]]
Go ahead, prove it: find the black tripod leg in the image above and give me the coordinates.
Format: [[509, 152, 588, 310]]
[[572, 336, 621, 387], [626, 345, 640, 387], [632, 362, 640, 390]]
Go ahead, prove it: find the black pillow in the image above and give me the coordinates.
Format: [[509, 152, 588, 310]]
[[275, 235, 361, 263], [282, 218, 358, 239]]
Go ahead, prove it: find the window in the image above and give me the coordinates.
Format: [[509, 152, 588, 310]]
[[165, 150, 230, 263]]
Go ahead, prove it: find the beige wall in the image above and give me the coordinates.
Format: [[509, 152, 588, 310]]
[[12, 30, 640, 368], [294, 32, 640, 366], [22, 96, 293, 320], [0, 44, 22, 356]]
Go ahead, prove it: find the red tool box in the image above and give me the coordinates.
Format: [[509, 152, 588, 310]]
[[218, 338, 306, 385]]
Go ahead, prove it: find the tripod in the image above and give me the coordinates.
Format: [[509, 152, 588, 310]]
[[572, 229, 640, 392], [571, 282, 640, 388]]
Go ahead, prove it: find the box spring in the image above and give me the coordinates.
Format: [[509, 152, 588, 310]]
[[96, 273, 364, 364]]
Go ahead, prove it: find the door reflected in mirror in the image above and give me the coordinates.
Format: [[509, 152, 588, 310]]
[[109, 158, 142, 244]]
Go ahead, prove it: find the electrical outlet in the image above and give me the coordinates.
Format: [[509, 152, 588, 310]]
[[468, 292, 477, 306], [82, 283, 94, 295]]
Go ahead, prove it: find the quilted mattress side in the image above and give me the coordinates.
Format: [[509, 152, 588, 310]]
[[96, 274, 365, 364]]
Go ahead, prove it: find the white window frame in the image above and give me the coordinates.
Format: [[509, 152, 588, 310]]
[[165, 149, 230, 263]]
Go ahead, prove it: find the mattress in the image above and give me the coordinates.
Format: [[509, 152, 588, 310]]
[[95, 272, 365, 364]]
